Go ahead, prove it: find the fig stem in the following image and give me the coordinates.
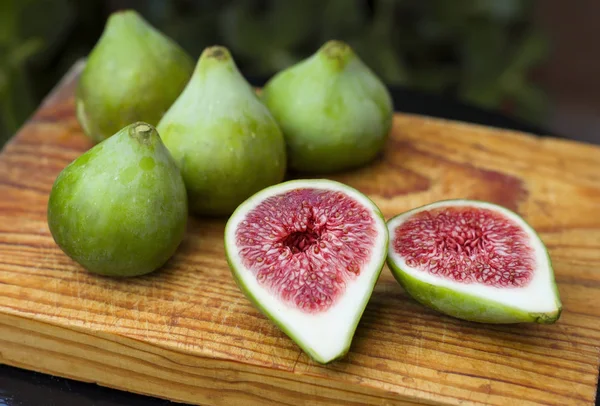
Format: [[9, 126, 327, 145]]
[[203, 46, 230, 61], [129, 122, 155, 144], [321, 40, 354, 68]]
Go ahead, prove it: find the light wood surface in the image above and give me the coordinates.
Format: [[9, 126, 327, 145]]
[[0, 62, 599, 406]]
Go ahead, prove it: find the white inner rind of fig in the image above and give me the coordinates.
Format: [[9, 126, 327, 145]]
[[387, 200, 558, 314], [225, 179, 387, 362]]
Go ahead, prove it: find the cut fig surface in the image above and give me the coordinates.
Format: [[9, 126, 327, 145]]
[[386, 199, 562, 324], [225, 179, 388, 363]]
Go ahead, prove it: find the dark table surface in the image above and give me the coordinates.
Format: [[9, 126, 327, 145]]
[[1, 83, 598, 406]]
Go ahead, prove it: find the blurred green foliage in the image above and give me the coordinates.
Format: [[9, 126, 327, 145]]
[[0, 0, 43, 137], [0, 0, 548, 146]]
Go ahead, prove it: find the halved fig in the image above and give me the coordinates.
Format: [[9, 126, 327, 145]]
[[386, 199, 562, 324], [224, 179, 388, 363]]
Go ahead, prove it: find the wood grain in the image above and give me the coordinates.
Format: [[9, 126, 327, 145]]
[[0, 62, 599, 405]]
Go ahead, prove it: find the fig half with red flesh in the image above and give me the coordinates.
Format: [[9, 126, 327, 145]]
[[224, 179, 388, 363], [387, 199, 562, 324]]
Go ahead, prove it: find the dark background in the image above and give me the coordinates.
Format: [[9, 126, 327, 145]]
[[1, 0, 600, 146]]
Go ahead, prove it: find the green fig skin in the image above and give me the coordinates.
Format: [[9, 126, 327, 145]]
[[157, 46, 287, 217], [386, 261, 562, 324], [47, 122, 188, 277], [261, 40, 394, 174], [76, 10, 194, 143]]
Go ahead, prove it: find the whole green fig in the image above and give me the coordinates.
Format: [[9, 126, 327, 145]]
[[261, 40, 394, 173], [157, 46, 287, 217], [76, 10, 194, 143], [47, 122, 188, 277]]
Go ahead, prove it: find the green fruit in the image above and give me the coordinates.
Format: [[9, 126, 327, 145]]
[[47, 122, 188, 277], [261, 40, 393, 174], [386, 199, 562, 324], [76, 10, 194, 143], [157, 46, 287, 217], [224, 179, 388, 363]]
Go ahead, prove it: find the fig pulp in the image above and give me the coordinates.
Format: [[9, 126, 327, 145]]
[[157, 46, 287, 217], [224, 179, 388, 363], [47, 122, 188, 277], [76, 10, 194, 143], [261, 40, 394, 174], [386, 200, 562, 324]]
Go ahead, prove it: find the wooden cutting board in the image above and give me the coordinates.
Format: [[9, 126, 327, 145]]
[[0, 62, 599, 406]]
